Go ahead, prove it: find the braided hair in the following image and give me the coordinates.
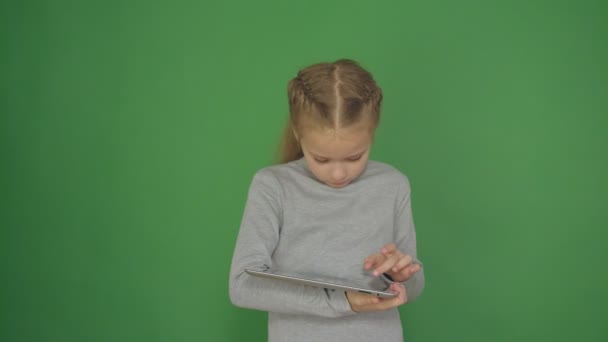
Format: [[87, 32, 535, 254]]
[[279, 59, 383, 163]]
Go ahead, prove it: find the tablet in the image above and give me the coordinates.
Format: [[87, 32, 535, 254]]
[[245, 269, 398, 298]]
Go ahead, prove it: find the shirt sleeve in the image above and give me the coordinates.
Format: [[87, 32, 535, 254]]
[[382, 174, 426, 302], [228, 169, 356, 318]]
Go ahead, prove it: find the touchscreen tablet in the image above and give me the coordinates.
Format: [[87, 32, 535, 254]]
[[245, 269, 397, 298]]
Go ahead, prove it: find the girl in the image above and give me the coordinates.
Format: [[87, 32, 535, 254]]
[[229, 59, 425, 342]]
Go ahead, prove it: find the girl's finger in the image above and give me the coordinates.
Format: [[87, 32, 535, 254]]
[[391, 254, 413, 273], [366, 295, 381, 305], [372, 253, 399, 276], [406, 263, 421, 276], [381, 243, 397, 255], [391, 283, 407, 304], [361, 284, 406, 311], [363, 254, 384, 270], [401, 263, 421, 280]]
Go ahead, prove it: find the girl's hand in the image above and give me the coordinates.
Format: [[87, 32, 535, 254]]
[[364, 243, 421, 282], [346, 283, 407, 312]]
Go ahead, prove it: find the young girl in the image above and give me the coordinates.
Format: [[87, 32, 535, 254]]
[[229, 59, 425, 342]]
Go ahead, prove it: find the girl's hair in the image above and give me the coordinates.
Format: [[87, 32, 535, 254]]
[[278, 59, 383, 163]]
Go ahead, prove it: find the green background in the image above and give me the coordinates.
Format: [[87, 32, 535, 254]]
[[2, 0, 607, 341]]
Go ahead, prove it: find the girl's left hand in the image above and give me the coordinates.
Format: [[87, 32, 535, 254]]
[[364, 243, 421, 283]]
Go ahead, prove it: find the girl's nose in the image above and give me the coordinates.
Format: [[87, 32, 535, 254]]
[[331, 165, 347, 182]]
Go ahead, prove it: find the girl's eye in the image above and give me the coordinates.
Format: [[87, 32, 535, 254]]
[[314, 158, 329, 164], [348, 156, 362, 162]]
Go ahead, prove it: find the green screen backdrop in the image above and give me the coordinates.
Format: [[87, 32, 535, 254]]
[[2, 0, 607, 341]]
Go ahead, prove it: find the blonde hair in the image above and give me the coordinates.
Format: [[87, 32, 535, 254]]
[[278, 59, 383, 163]]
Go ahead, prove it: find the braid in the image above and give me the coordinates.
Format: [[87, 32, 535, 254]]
[[295, 75, 313, 99], [280, 59, 383, 163], [361, 83, 374, 102]]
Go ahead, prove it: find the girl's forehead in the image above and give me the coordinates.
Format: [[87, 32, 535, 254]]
[[299, 117, 374, 139], [301, 126, 372, 157], [311, 126, 369, 140]]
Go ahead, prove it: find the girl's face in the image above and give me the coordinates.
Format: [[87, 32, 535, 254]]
[[299, 123, 373, 188]]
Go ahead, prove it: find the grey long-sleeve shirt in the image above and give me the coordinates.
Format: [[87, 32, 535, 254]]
[[229, 157, 425, 342]]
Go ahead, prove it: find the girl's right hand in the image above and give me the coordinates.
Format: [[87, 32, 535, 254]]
[[345, 283, 407, 313]]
